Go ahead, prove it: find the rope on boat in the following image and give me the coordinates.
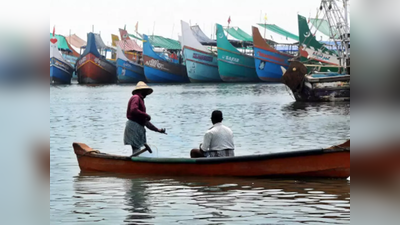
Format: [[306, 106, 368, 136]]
[[84, 150, 101, 155], [148, 144, 159, 157], [332, 145, 350, 151], [324, 145, 350, 152], [284, 85, 295, 100]]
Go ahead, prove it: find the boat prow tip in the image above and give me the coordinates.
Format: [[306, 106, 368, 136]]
[[281, 66, 287, 75], [73, 142, 94, 155]]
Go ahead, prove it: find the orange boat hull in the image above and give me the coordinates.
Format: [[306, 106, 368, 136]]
[[73, 142, 350, 178], [76, 53, 117, 84]]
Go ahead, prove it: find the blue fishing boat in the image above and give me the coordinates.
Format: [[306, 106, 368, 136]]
[[252, 26, 294, 82], [142, 34, 189, 83], [50, 36, 73, 84], [180, 21, 221, 82], [116, 45, 146, 83], [115, 28, 146, 83]]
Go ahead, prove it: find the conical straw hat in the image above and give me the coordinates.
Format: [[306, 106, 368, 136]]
[[132, 81, 153, 95]]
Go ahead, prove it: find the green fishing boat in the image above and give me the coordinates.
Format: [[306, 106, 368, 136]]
[[282, 1, 350, 102], [297, 15, 343, 73], [216, 24, 260, 82]]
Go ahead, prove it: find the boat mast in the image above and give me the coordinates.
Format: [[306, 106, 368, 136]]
[[343, 0, 350, 63], [321, 0, 350, 68], [320, 1, 339, 61], [344, 0, 349, 29]]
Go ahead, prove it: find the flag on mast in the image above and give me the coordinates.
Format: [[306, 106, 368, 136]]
[[50, 26, 58, 44], [135, 22, 138, 32], [111, 34, 119, 47], [226, 16, 231, 39]]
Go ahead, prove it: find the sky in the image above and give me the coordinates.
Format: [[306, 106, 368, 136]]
[[50, 0, 334, 46]]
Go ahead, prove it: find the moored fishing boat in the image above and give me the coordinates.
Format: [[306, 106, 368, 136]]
[[116, 45, 146, 83], [180, 20, 221, 82], [252, 26, 294, 82], [142, 34, 189, 83], [50, 34, 74, 84], [216, 24, 259, 82], [297, 14, 342, 73], [75, 33, 117, 84], [282, 61, 350, 102], [282, 1, 350, 102], [73, 140, 350, 178], [116, 28, 146, 83]]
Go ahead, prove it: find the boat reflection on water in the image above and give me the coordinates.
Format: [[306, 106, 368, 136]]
[[73, 172, 350, 224], [73, 173, 155, 223]]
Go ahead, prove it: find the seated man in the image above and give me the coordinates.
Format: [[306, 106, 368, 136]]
[[190, 110, 235, 158]]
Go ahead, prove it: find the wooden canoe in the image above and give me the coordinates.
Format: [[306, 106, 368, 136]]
[[73, 140, 350, 178]]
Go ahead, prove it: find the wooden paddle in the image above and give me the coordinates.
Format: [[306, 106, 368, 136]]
[[130, 130, 167, 157], [131, 144, 153, 157]]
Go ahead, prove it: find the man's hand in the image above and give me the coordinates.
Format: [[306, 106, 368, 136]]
[[158, 128, 167, 134]]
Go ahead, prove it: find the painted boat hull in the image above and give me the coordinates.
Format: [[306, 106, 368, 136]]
[[294, 79, 350, 102], [62, 54, 78, 67], [254, 47, 292, 82], [116, 58, 146, 83], [300, 57, 342, 73], [50, 57, 73, 84], [73, 141, 350, 178], [76, 53, 117, 84], [217, 50, 259, 82], [143, 55, 189, 83], [183, 47, 221, 82], [142, 34, 189, 83], [252, 26, 294, 82], [215, 24, 259, 82], [306, 65, 341, 73]]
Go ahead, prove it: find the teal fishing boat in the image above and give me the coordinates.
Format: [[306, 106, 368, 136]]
[[180, 21, 221, 82], [216, 24, 259, 82]]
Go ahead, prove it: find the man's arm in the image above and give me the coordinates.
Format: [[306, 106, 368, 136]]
[[145, 121, 165, 133], [200, 132, 212, 151]]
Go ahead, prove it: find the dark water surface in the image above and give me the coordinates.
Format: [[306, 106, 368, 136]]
[[50, 83, 350, 224]]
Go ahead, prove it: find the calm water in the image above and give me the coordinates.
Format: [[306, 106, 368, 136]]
[[50, 83, 350, 224]]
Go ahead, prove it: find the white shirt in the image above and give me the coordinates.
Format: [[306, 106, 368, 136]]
[[201, 123, 234, 151]]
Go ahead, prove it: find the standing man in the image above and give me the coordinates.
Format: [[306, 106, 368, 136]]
[[124, 81, 166, 156], [190, 110, 235, 158]]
